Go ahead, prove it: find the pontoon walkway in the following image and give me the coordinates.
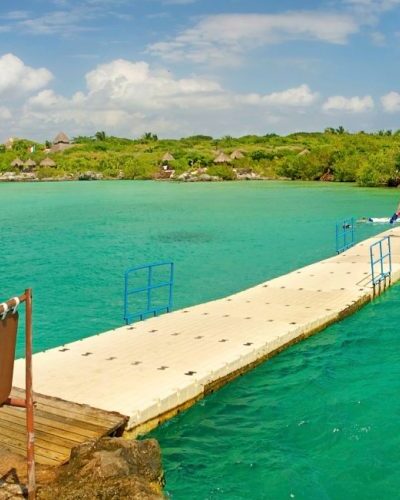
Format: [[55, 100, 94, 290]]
[[12, 226, 400, 437]]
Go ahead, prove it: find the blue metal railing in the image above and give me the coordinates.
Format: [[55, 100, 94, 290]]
[[370, 236, 392, 286], [336, 217, 355, 254], [124, 261, 174, 324]]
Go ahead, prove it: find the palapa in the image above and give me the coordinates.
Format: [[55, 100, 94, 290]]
[[230, 150, 245, 160], [162, 152, 175, 162], [40, 157, 56, 167], [53, 132, 70, 145], [10, 157, 24, 168], [214, 152, 231, 163], [24, 158, 37, 171]]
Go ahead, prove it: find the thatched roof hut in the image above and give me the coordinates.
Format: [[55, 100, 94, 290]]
[[40, 157, 56, 167], [214, 152, 231, 164], [10, 157, 24, 168], [298, 148, 310, 156], [24, 158, 37, 171], [53, 132, 70, 145], [162, 152, 175, 162], [230, 150, 244, 160]]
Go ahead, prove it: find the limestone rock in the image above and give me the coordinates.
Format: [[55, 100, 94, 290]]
[[37, 438, 164, 500]]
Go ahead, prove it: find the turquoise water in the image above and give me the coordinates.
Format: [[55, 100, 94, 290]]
[[0, 180, 390, 355], [1, 180, 399, 497]]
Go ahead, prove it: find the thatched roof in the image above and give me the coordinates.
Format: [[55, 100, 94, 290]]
[[162, 152, 175, 162], [214, 152, 231, 164], [40, 157, 56, 167], [298, 148, 310, 156], [53, 132, 70, 144], [24, 158, 37, 167], [230, 150, 244, 160], [10, 157, 24, 167]]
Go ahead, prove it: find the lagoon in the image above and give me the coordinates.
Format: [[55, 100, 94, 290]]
[[1, 180, 399, 498]]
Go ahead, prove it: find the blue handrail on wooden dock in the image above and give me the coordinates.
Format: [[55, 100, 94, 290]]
[[124, 261, 174, 324]]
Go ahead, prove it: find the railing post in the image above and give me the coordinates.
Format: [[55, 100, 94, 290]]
[[25, 288, 35, 500]]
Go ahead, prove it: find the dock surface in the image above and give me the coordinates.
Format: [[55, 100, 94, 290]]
[[12, 226, 400, 435], [0, 388, 127, 465]]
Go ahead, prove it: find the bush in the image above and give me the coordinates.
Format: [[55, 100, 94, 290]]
[[207, 164, 236, 180]]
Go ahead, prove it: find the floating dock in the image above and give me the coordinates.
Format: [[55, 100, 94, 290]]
[[12, 227, 400, 440]]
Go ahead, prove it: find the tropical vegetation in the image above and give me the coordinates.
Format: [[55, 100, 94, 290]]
[[2, 128, 400, 187]]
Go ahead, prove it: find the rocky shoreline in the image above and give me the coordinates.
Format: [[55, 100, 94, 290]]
[[0, 437, 165, 499], [0, 170, 268, 183]]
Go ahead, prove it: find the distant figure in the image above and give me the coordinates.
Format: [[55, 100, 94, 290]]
[[390, 201, 400, 224]]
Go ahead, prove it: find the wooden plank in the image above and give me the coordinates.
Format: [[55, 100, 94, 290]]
[[0, 406, 100, 439], [0, 415, 82, 449], [11, 388, 124, 427], [0, 411, 95, 444]]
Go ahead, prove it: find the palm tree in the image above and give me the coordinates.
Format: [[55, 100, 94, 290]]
[[95, 131, 107, 141]]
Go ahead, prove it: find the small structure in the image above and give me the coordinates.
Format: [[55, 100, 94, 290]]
[[5, 137, 14, 150], [162, 152, 175, 163], [51, 132, 72, 153], [230, 150, 245, 160], [10, 157, 24, 169], [40, 157, 56, 168], [24, 158, 37, 172], [214, 152, 231, 164], [298, 148, 310, 156]]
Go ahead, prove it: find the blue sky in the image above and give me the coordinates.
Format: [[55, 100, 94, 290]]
[[1, 0, 400, 140]]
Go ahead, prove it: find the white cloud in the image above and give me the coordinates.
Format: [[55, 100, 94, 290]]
[[381, 91, 400, 111], [322, 95, 374, 112], [12, 58, 323, 139], [239, 84, 318, 107], [0, 53, 53, 96], [148, 12, 359, 65]]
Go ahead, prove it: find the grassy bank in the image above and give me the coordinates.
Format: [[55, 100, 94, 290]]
[[2, 129, 400, 186]]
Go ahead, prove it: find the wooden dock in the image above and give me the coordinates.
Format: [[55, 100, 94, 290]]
[[11, 226, 400, 438], [0, 388, 127, 465]]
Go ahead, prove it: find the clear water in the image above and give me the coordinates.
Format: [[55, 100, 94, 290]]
[[0, 180, 398, 498]]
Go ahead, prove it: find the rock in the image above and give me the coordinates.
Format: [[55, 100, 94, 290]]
[[78, 171, 103, 181], [37, 437, 164, 500]]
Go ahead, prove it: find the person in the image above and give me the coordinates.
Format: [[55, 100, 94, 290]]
[[390, 201, 400, 223]]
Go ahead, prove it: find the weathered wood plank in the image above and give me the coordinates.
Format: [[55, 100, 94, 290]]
[[0, 392, 127, 466]]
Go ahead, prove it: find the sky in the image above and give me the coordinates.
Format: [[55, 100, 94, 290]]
[[1, 0, 400, 141]]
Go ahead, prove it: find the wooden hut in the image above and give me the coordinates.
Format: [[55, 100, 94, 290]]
[[298, 148, 310, 156], [230, 150, 244, 160], [10, 157, 24, 169], [214, 152, 231, 164], [23, 159, 37, 172], [40, 157, 56, 168], [51, 132, 71, 152], [162, 152, 175, 162]]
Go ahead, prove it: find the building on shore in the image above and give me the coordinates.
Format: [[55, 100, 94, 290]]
[[214, 152, 231, 164], [24, 158, 37, 172], [40, 157, 57, 168], [51, 132, 72, 153], [5, 137, 14, 150], [10, 157, 24, 170], [230, 150, 245, 160]]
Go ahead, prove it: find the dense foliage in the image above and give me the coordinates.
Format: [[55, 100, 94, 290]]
[[2, 129, 400, 186]]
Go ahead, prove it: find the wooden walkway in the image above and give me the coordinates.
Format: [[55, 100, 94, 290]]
[[11, 226, 400, 437], [0, 388, 127, 465]]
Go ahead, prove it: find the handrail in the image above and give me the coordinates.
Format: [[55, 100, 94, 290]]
[[124, 261, 174, 324], [370, 236, 392, 286], [336, 217, 355, 254]]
